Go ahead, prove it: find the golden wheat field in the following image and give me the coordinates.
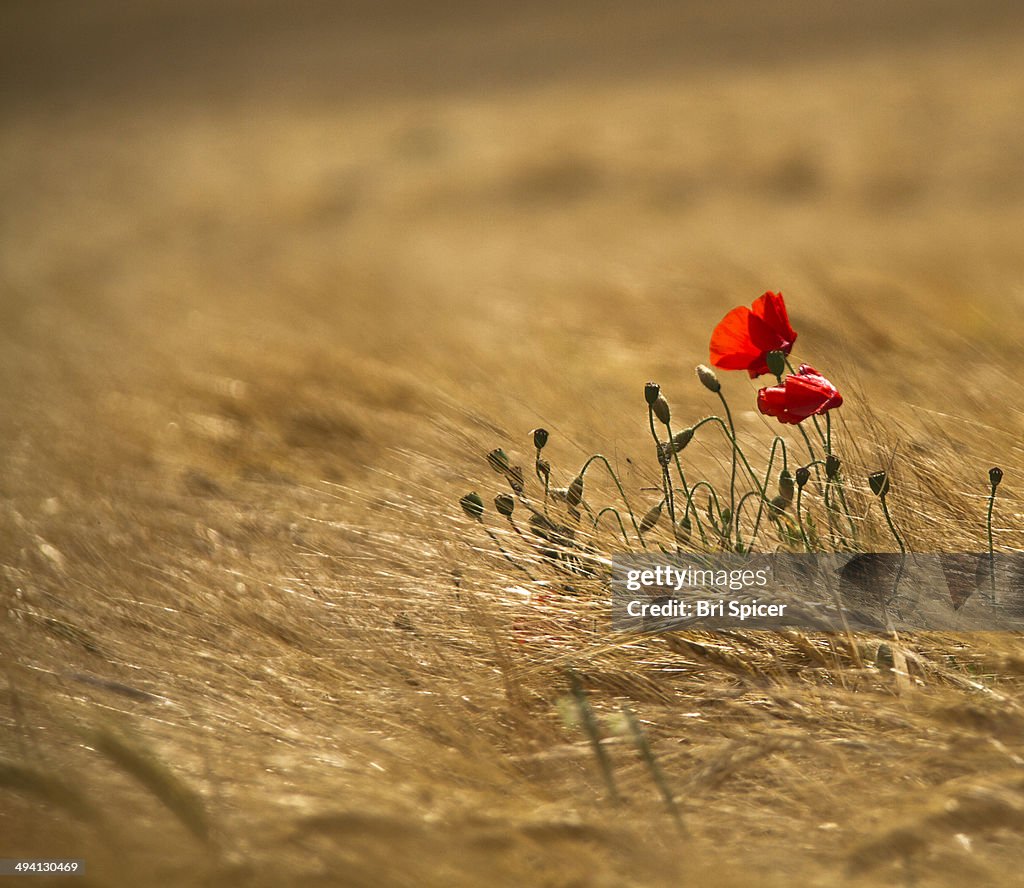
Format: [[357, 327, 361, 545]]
[[4, 2, 1024, 886]]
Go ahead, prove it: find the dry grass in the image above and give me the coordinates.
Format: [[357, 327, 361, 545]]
[[3, 4, 1024, 886]]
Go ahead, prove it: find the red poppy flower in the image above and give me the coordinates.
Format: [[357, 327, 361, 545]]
[[709, 291, 797, 378], [757, 365, 842, 425]]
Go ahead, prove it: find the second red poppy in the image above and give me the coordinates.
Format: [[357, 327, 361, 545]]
[[757, 365, 843, 425]]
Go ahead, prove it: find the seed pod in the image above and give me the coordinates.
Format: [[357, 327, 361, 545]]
[[766, 350, 787, 379], [460, 492, 484, 521], [566, 473, 585, 508], [868, 471, 889, 498], [672, 427, 695, 452], [639, 501, 663, 533], [486, 448, 509, 474], [644, 382, 661, 406], [778, 469, 795, 503], [494, 493, 515, 517], [875, 643, 894, 669], [529, 512, 555, 539], [533, 428, 549, 451], [990, 467, 1004, 490], [507, 465, 525, 494], [795, 466, 811, 489], [825, 454, 841, 480], [652, 395, 671, 426], [696, 364, 721, 394]]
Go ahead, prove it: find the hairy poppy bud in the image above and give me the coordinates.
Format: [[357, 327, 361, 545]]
[[766, 350, 787, 379], [460, 492, 484, 521], [770, 494, 789, 514], [778, 469, 795, 503], [990, 467, 1004, 490], [696, 364, 721, 394], [675, 515, 692, 544], [566, 473, 584, 508], [672, 427, 694, 452], [640, 501, 663, 533], [644, 382, 661, 406], [825, 454, 841, 480], [486, 448, 509, 474], [652, 395, 671, 426], [657, 442, 673, 467], [532, 428, 549, 451], [494, 494, 515, 517], [868, 471, 889, 498], [795, 466, 810, 489], [535, 457, 550, 484]]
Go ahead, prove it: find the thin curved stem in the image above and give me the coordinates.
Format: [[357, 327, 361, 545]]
[[795, 483, 812, 552], [747, 436, 789, 552], [595, 507, 632, 547], [579, 454, 646, 548], [715, 391, 738, 540], [878, 494, 906, 555], [648, 407, 677, 539], [987, 485, 998, 593]]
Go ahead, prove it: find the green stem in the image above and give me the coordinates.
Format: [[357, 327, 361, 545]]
[[747, 436, 789, 551], [716, 391, 738, 541], [878, 494, 906, 555], [579, 454, 646, 548], [595, 507, 632, 547], [795, 482, 812, 552], [987, 484, 998, 593], [648, 407, 677, 540]]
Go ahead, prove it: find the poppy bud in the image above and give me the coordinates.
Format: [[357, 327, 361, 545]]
[[766, 350, 787, 379], [529, 513, 555, 540], [795, 466, 810, 489], [657, 442, 673, 467], [532, 428, 549, 451], [770, 494, 789, 514], [868, 471, 889, 498], [989, 467, 1004, 490], [644, 382, 661, 406], [696, 365, 721, 393], [507, 465, 525, 494], [535, 457, 551, 484], [566, 473, 584, 508], [672, 427, 694, 452], [494, 494, 515, 517], [825, 454, 841, 480], [652, 395, 671, 426], [675, 515, 692, 544], [486, 448, 509, 474], [460, 492, 484, 521], [640, 501, 663, 533], [778, 469, 795, 503]]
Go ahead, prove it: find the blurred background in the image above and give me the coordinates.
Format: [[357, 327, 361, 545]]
[[4, 0, 1024, 515], [4, 2, 1024, 442], [3, 3, 1024, 885]]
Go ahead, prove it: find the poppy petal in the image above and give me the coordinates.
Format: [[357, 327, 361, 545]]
[[710, 306, 764, 370], [751, 291, 797, 348]]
